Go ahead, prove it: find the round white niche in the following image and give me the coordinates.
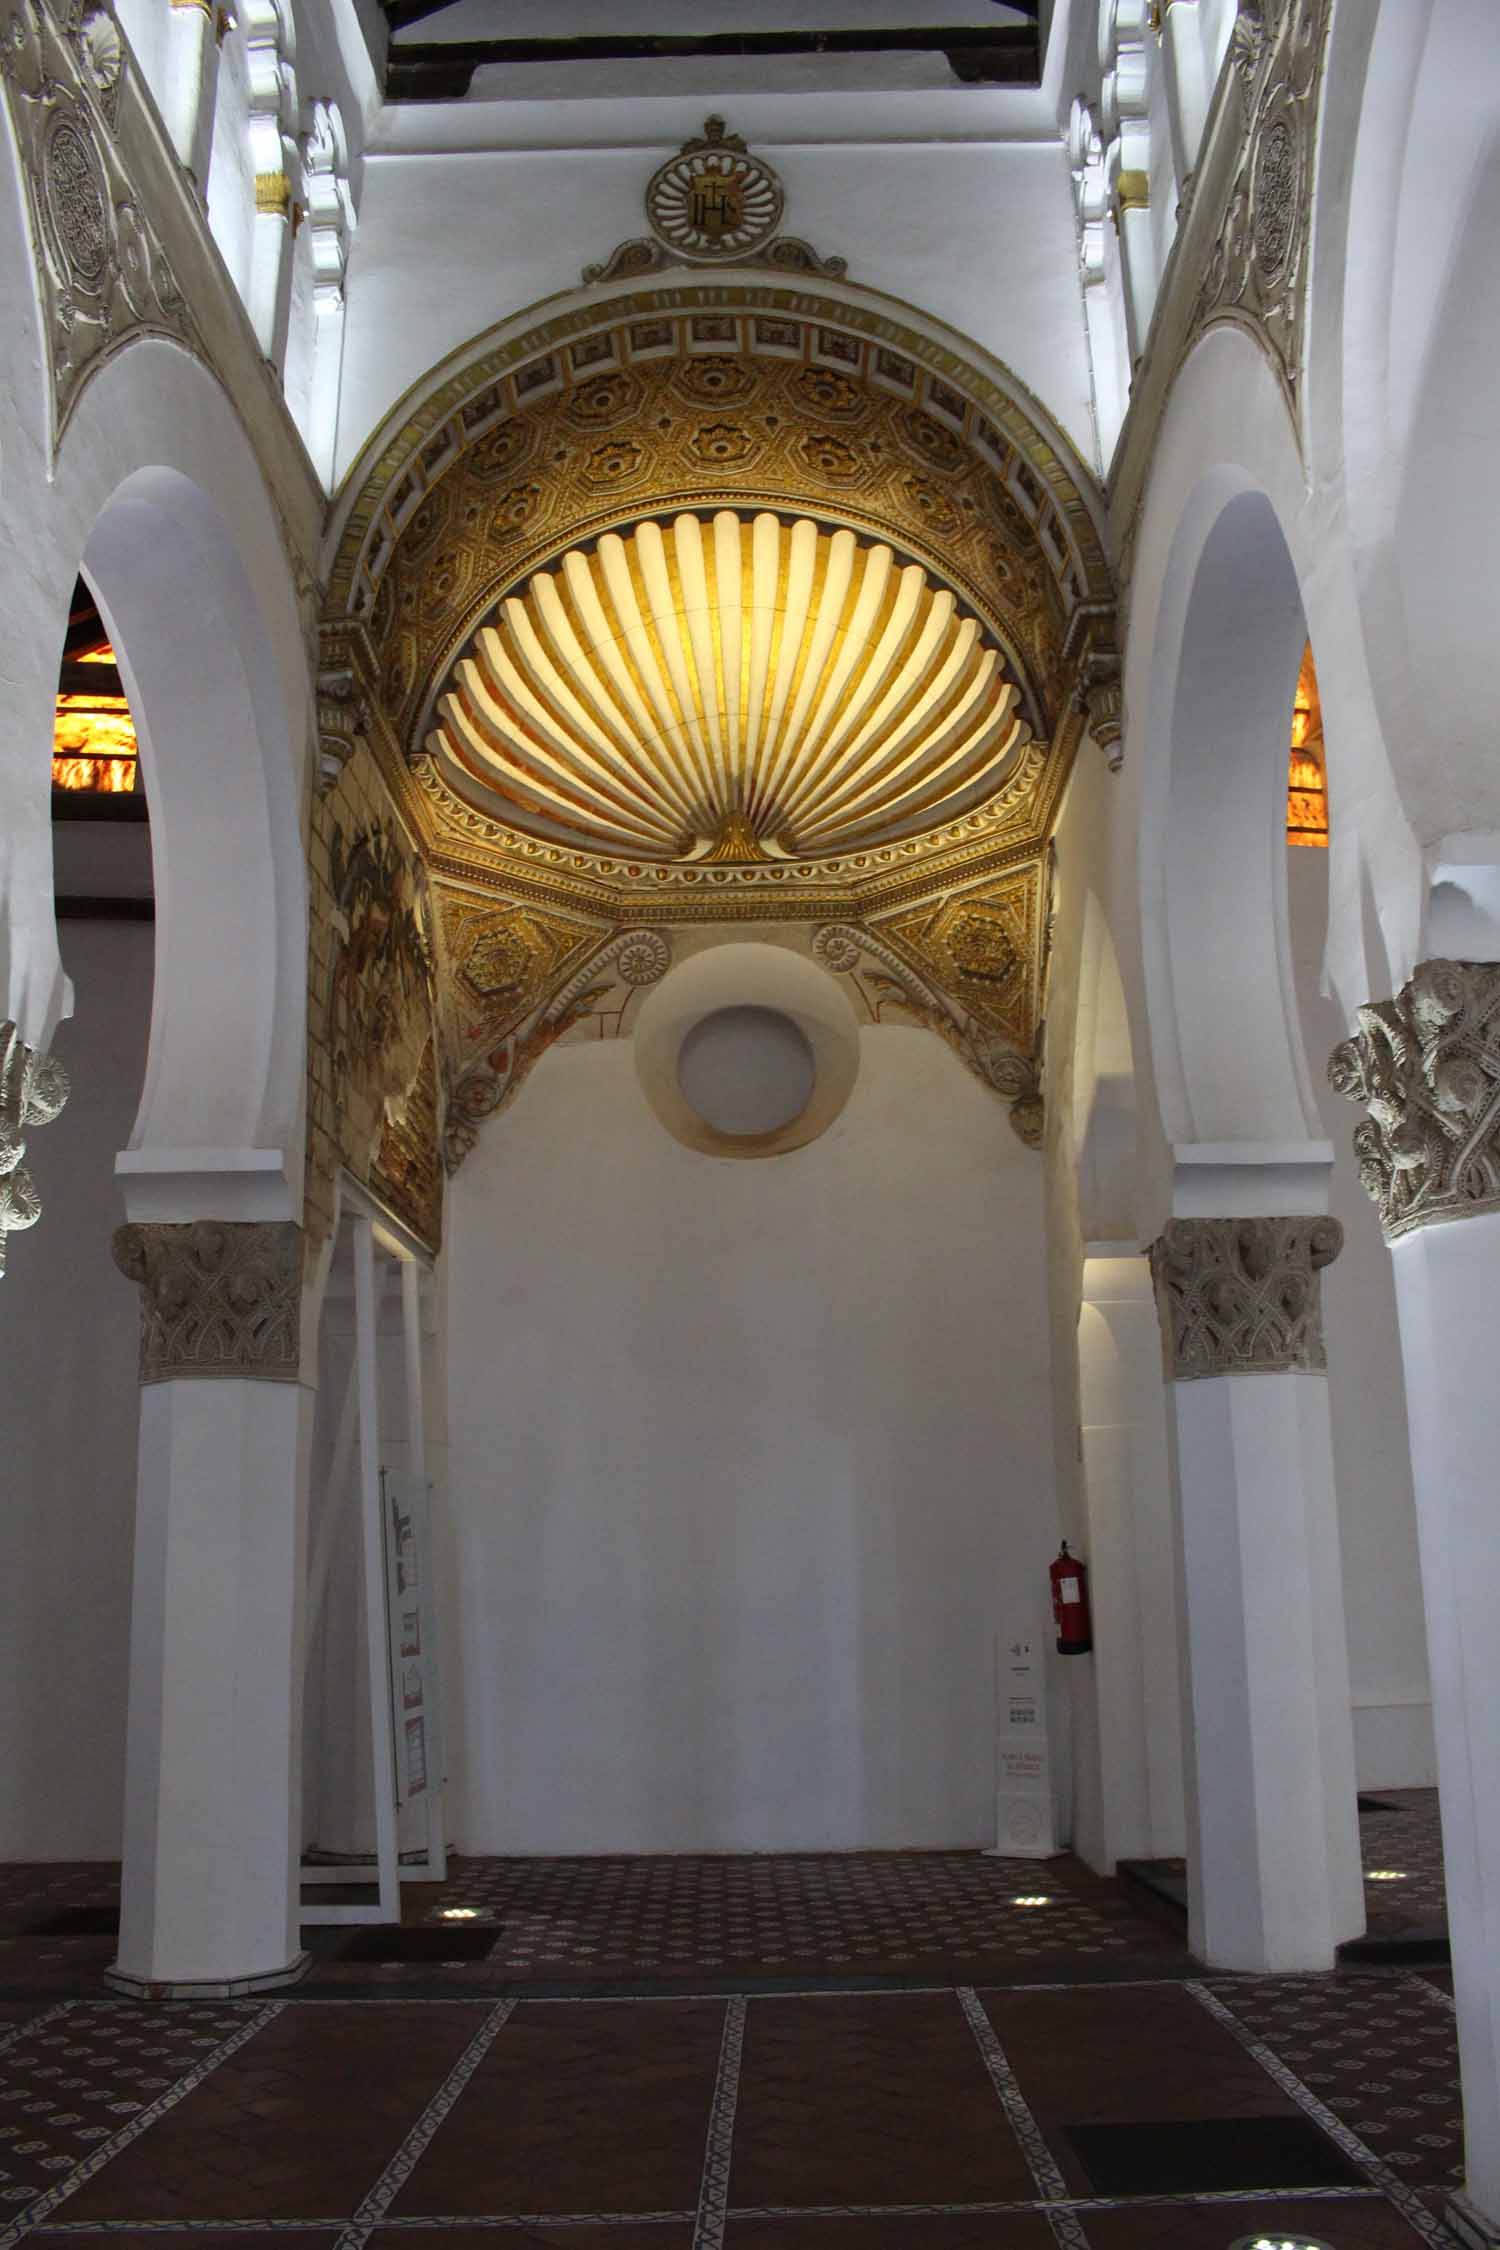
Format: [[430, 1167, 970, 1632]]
[[677, 1006, 816, 1138], [633, 942, 861, 1159]]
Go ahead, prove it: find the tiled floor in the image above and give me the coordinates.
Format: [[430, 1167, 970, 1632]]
[[0, 1845, 1466, 2250]]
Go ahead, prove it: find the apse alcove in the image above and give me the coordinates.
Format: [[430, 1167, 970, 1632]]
[[634, 941, 860, 1157]]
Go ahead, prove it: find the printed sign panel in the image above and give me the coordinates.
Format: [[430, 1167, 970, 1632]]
[[994, 1622, 1056, 1859]]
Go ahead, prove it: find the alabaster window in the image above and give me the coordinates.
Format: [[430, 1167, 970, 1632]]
[[52, 580, 139, 797], [1287, 641, 1328, 849]]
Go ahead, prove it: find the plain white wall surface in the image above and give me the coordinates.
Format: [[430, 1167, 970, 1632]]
[[0, 917, 152, 1857], [444, 1021, 1062, 1853]]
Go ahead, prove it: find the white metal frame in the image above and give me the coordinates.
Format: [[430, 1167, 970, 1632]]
[[300, 1177, 445, 1925]]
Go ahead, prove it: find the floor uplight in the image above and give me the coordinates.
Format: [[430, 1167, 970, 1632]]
[[440, 1906, 482, 1919], [1365, 1869, 1408, 1881], [1011, 1896, 1052, 1907], [1229, 2236, 1333, 2250]]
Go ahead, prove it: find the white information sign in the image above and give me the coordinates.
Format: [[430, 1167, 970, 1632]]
[[383, 1471, 444, 1807], [991, 1621, 1057, 1859]]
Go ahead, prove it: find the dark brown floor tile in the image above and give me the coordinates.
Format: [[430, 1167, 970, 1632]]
[[63, 2001, 484, 2222], [726, 2218, 1057, 2247], [731, 1993, 1035, 2209], [1083, 2191, 1433, 2246], [371, 2232, 692, 2247], [38, 2235, 337, 2249], [979, 1984, 1297, 2194], [390, 1996, 725, 2217], [1417, 1967, 1454, 1996]]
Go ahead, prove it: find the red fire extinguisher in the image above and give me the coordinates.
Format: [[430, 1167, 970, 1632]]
[[1050, 1542, 1093, 1655]]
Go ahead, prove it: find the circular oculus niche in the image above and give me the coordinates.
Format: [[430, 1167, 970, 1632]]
[[633, 941, 861, 1159], [677, 1006, 816, 1138]]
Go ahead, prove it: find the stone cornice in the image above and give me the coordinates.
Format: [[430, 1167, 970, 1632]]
[[112, 1220, 303, 1382], [1149, 1214, 1343, 1379], [1330, 959, 1500, 1241]]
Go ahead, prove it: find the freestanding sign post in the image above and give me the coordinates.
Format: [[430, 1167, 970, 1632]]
[[990, 1620, 1057, 1859]]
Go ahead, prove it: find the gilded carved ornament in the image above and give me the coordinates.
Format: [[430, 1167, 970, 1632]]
[[1330, 959, 1500, 1240], [0, 1023, 70, 1277], [1149, 1215, 1342, 1380], [112, 1219, 303, 1383], [583, 116, 847, 287]]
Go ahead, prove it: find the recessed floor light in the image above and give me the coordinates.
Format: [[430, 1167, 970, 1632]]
[[1011, 1896, 1052, 1907], [1229, 2235, 1334, 2250], [1365, 1869, 1408, 1881], [440, 1906, 482, 1919]]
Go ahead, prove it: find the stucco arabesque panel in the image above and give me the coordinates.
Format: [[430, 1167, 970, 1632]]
[[1109, 0, 1335, 618], [0, 0, 322, 587]]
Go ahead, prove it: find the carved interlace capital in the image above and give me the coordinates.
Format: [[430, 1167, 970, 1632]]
[[1149, 1215, 1343, 1380], [0, 1023, 69, 1278], [1329, 959, 1500, 1241], [112, 1220, 303, 1384]]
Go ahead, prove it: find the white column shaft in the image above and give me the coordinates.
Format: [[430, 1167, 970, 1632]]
[[1391, 1212, 1500, 2226], [1172, 1367, 1363, 1969], [116, 1374, 311, 1988]]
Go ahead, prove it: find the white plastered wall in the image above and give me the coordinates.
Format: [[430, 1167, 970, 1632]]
[[334, 127, 1097, 480], [442, 1021, 1062, 1855]]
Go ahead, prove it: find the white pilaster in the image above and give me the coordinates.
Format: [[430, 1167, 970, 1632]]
[[1073, 1250, 1185, 1872], [163, 0, 220, 194]]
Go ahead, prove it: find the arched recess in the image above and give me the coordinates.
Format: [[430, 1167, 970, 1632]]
[[1139, 469, 1321, 1151]]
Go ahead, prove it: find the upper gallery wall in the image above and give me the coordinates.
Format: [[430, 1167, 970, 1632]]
[[332, 70, 1100, 478]]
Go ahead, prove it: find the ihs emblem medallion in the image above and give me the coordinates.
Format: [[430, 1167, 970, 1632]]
[[645, 116, 784, 264]]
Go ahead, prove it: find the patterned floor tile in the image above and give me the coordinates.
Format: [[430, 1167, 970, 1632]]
[[1202, 1974, 1463, 2200], [1082, 2193, 1438, 2246], [387, 1997, 725, 2219], [724, 2218, 1058, 2246], [62, 2003, 482, 2223], [730, 1993, 1038, 2209]]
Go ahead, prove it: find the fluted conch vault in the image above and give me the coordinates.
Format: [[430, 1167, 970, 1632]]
[[428, 510, 1029, 862]]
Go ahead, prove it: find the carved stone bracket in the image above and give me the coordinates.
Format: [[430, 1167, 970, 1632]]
[[0, 0, 204, 447], [0, 1023, 70, 1278], [315, 619, 381, 791], [111, 1219, 303, 1383], [1329, 958, 1500, 1241], [811, 921, 1044, 1147], [1149, 1214, 1343, 1380], [1061, 602, 1124, 770]]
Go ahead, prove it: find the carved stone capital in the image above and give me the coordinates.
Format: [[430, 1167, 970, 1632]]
[[1149, 1215, 1343, 1380], [0, 1023, 70, 1277], [111, 1220, 303, 1383], [1329, 958, 1500, 1240]]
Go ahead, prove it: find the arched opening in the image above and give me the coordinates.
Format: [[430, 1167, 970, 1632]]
[[1144, 484, 1321, 1148]]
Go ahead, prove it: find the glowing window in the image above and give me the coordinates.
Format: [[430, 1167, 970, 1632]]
[[1287, 641, 1327, 848], [52, 580, 138, 795]]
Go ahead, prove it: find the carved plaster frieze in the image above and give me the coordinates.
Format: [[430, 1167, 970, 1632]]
[[0, 0, 204, 446], [442, 924, 671, 1170], [1148, 1214, 1343, 1380], [811, 920, 1044, 1147], [111, 1219, 303, 1382], [1329, 958, 1500, 1240], [1190, 0, 1331, 412], [0, 1023, 69, 1277]]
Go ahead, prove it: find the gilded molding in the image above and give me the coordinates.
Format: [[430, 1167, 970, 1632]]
[[111, 1220, 303, 1383], [0, 1023, 69, 1278], [1115, 168, 1150, 215], [1329, 958, 1500, 1241], [0, 0, 203, 446], [1148, 1215, 1343, 1380], [254, 169, 291, 217], [811, 917, 1044, 1148]]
